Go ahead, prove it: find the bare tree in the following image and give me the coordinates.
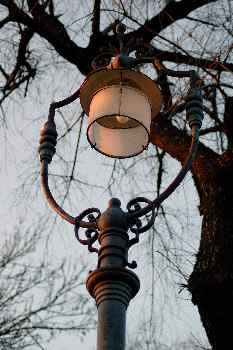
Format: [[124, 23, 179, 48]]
[[127, 319, 211, 350], [0, 219, 95, 349], [0, 1, 233, 349]]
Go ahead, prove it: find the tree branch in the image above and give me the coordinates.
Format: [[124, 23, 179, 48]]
[[0, 0, 10, 7], [0, 65, 8, 79], [27, 0, 39, 13], [200, 126, 222, 136], [126, 0, 218, 43], [0, 15, 10, 29], [223, 96, 233, 148], [2, 1, 89, 72], [1, 0, 227, 76], [186, 15, 219, 28], [92, 0, 101, 37], [48, 0, 54, 16], [5, 27, 34, 91], [153, 49, 233, 74], [150, 115, 220, 198]]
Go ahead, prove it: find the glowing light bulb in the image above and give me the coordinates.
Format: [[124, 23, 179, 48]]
[[116, 116, 129, 124]]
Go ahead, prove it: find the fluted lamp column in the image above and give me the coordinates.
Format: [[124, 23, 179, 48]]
[[86, 198, 140, 350]]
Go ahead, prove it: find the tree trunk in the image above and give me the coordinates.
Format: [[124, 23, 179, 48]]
[[188, 155, 233, 349]]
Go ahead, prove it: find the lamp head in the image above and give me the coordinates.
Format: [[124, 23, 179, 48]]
[[80, 68, 162, 158]]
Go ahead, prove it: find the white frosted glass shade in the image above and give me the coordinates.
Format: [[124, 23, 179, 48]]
[[87, 85, 152, 158]]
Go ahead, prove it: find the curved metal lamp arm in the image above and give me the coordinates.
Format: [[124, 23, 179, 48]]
[[127, 69, 204, 223], [41, 160, 76, 225], [127, 125, 200, 221], [39, 85, 99, 229], [47, 86, 82, 123]]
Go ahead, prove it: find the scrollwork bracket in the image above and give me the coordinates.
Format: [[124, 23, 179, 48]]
[[74, 208, 101, 254]]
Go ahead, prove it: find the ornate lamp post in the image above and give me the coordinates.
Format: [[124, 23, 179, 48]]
[[39, 25, 204, 350]]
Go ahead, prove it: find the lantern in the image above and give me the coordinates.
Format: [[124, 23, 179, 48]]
[[80, 68, 162, 158]]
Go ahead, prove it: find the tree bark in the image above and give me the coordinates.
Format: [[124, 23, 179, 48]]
[[188, 151, 233, 349], [151, 116, 233, 349]]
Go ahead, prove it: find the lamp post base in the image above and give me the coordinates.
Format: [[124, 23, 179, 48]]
[[86, 267, 140, 350]]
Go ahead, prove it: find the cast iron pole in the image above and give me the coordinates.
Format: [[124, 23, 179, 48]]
[[86, 198, 140, 350]]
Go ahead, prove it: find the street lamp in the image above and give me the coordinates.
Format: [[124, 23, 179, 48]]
[[39, 24, 204, 350]]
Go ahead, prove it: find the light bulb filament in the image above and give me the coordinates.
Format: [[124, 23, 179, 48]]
[[116, 115, 129, 124]]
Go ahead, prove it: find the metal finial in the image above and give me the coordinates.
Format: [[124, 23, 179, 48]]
[[108, 198, 121, 208]]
